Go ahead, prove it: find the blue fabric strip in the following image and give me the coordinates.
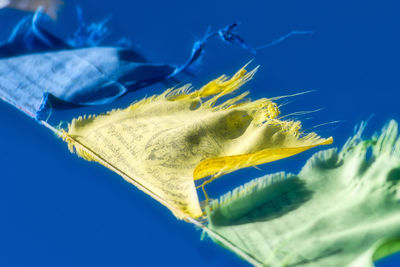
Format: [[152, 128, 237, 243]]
[[0, 10, 208, 120], [0, 9, 308, 121]]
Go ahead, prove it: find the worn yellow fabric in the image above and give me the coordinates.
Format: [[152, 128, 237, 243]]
[[61, 65, 332, 219]]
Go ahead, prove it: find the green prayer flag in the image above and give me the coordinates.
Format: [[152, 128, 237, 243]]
[[206, 120, 400, 267]]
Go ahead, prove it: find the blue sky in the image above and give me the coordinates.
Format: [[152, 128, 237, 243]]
[[0, 0, 399, 266]]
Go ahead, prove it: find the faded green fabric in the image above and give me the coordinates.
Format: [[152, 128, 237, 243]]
[[206, 120, 400, 267]]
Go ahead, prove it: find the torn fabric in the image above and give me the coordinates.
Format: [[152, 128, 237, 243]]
[[60, 66, 332, 219], [206, 120, 400, 266]]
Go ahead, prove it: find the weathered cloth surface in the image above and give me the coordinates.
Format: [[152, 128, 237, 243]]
[[207, 120, 400, 266], [61, 66, 332, 218], [0, 46, 179, 119]]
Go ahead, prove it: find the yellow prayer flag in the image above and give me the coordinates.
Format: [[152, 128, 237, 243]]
[[61, 65, 332, 219]]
